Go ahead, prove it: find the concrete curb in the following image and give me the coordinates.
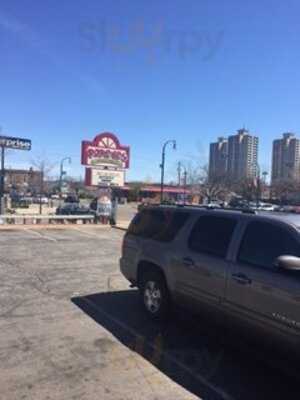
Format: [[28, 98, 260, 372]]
[[112, 225, 128, 232]]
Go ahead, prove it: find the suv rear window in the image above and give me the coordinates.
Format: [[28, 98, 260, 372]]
[[188, 215, 237, 258], [127, 209, 189, 242]]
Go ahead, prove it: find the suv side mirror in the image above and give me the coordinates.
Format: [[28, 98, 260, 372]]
[[275, 255, 300, 271]]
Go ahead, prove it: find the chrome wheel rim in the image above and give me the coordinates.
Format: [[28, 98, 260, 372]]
[[144, 281, 162, 314]]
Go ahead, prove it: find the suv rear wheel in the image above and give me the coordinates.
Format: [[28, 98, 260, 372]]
[[139, 270, 170, 321]]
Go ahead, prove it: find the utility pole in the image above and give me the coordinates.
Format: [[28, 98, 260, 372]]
[[160, 140, 176, 203], [177, 161, 182, 186], [183, 168, 187, 205]]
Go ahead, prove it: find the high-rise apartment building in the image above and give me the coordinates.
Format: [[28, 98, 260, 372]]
[[227, 128, 259, 181], [208, 137, 228, 181], [271, 133, 300, 183]]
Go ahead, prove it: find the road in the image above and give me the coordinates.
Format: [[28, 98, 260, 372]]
[[0, 226, 299, 400]]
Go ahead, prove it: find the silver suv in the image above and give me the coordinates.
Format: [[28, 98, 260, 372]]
[[120, 205, 300, 355]]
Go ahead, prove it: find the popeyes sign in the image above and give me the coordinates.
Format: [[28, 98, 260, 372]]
[[81, 132, 130, 169]]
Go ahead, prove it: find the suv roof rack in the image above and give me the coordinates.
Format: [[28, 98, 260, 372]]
[[220, 207, 257, 214], [181, 205, 257, 214], [138, 203, 257, 214]]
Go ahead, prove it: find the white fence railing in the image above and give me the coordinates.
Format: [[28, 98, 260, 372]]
[[0, 214, 96, 225]]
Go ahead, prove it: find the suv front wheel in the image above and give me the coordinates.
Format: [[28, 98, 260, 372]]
[[139, 270, 170, 321]]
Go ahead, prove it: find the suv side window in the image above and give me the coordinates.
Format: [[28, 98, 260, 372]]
[[238, 221, 300, 269], [155, 210, 190, 242], [127, 209, 189, 242], [188, 215, 237, 258]]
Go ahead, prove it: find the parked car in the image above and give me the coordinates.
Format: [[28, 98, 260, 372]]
[[56, 203, 94, 215], [228, 198, 249, 209], [33, 196, 49, 205], [64, 195, 79, 204], [41, 196, 49, 204], [205, 202, 222, 208], [282, 205, 296, 213], [120, 205, 300, 359], [257, 203, 276, 211], [11, 196, 31, 208]]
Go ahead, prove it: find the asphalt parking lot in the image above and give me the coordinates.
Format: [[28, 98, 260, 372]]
[[0, 226, 299, 400]]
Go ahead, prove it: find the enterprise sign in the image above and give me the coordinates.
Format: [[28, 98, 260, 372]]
[[0, 135, 32, 151]]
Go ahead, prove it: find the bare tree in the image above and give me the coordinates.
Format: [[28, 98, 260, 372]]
[[178, 160, 230, 204], [198, 165, 231, 203], [231, 177, 258, 202], [31, 156, 55, 214], [271, 179, 299, 205]]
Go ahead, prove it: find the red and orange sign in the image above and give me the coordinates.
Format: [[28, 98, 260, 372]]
[[81, 132, 130, 169]]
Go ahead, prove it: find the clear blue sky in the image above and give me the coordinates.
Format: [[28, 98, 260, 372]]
[[1, 0, 300, 182]]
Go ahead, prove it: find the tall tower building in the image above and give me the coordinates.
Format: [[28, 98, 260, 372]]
[[208, 137, 228, 181], [271, 132, 300, 183], [227, 128, 259, 181]]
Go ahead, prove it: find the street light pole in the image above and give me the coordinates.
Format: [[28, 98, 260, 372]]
[[160, 140, 176, 203], [59, 157, 71, 204]]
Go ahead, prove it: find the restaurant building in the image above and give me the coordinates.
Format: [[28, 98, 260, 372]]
[[5, 167, 42, 192]]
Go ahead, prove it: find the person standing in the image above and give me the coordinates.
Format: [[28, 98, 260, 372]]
[[110, 198, 118, 225], [97, 196, 112, 224]]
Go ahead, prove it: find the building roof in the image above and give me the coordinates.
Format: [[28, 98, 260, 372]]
[[140, 185, 191, 194], [118, 183, 192, 194], [5, 168, 40, 174]]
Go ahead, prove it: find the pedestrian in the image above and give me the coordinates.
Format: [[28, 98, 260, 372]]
[[97, 197, 112, 224], [110, 198, 118, 225]]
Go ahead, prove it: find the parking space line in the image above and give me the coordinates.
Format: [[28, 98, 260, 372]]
[[71, 227, 102, 238], [80, 296, 233, 400], [24, 229, 58, 242]]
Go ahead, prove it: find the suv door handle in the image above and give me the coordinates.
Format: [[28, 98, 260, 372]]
[[232, 273, 252, 285], [182, 257, 195, 268]]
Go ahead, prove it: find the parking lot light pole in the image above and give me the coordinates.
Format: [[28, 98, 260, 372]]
[[160, 140, 176, 203], [59, 157, 71, 204]]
